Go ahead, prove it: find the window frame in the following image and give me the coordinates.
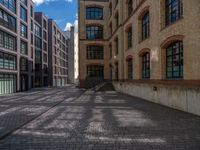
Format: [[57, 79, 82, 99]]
[[141, 12, 150, 40], [86, 7, 103, 20], [166, 41, 183, 79], [86, 25, 103, 40], [142, 52, 150, 79]]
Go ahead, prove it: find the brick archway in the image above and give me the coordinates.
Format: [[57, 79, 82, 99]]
[[160, 35, 184, 48]]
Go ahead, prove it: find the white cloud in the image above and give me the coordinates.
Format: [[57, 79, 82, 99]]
[[64, 22, 72, 31], [64, 19, 78, 32], [33, 0, 73, 5]]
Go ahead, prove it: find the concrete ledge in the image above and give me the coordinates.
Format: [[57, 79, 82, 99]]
[[113, 81, 200, 116]]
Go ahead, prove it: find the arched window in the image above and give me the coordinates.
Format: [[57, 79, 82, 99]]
[[127, 0, 133, 16], [87, 45, 104, 59], [166, 41, 183, 78], [86, 25, 103, 40], [86, 7, 103, 20], [127, 58, 133, 79], [142, 12, 150, 40], [165, 0, 183, 26], [87, 65, 104, 77], [142, 52, 150, 79]]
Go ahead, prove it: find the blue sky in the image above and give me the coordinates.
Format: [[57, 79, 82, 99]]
[[33, 0, 78, 31]]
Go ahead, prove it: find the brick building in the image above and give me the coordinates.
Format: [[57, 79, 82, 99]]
[[78, 0, 200, 115]]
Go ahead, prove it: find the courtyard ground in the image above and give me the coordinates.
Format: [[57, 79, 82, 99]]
[[0, 85, 200, 150]]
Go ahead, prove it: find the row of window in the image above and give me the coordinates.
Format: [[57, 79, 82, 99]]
[[124, 41, 183, 80], [0, 29, 16, 51], [85, 0, 183, 42], [0, 51, 16, 70]]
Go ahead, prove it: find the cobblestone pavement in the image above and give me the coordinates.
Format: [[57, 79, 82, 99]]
[[0, 86, 200, 150]]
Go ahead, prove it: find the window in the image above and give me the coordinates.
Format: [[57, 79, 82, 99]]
[[115, 13, 119, 28], [142, 52, 150, 79], [127, 0, 133, 16], [127, 58, 133, 79], [34, 24, 42, 37], [43, 53, 47, 63], [142, 12, 150, 40], [31, 19, 33, 31], [165, 0, 183, 26], [109, 4, 112, 17], [35, 50, 41, 64], [87, 65, 104, 77], [115, 37, 118, 55], [0, 0, 16, 13], [0, 9, 16, 32], [115, 63, 119, 80], [20, 6, 27, 22], [20, 57, 28, 71], [21, 0, 27, 6], [115, 0, 118, 7], [20, 40, 28, 55], [30, 5, 33, 17], [86, 26, 103, 40], [31, 47, 33, 59], [43, 31, 47, 40], [109, 44, 112, 59], [43, 42, 47, 51], [35, 37, 42, 49], [86, 7, 103, 20], [0, 74, 17, 95], [87, 45, 104, 59], [0, 52, 16, 70], [20, 23, 27, 38], [109, 22, 112, 35], [127, 27, 132, 49], [0, 30, 16, 51], [43, 19, 47, 29], [31, 33, 33, 45], [166, 41, 183, 78]]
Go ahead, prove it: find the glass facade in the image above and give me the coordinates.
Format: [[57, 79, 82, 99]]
[[20, 57, 28, 72], [166, 41, 183, 78], [86, 7, 103, 20], [87, 45, 104, 59], [0, 30, 16, 51], [0, 8, 16, 32], [20, 23, 27, 38], [20, 5, 27, 22], [20, 40, 28, 55], [0, 52, 16, 70], [0, 0, 16, 13], [0, 74, 16, 95]]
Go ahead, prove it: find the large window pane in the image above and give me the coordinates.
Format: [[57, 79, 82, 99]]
[[86, 7, 103, 20], [166, 41, 183, 79]]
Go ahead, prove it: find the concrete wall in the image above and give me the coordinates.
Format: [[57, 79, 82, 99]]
[[113, 82, 200, 116]]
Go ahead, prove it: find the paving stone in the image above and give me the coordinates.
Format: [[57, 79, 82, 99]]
[[0, 86, 200, 149]]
